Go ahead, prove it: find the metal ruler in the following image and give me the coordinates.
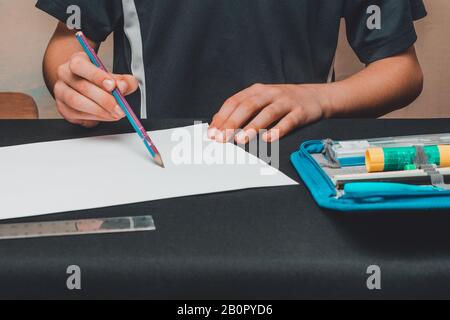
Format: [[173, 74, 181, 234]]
[[0, 215, 155, 240]]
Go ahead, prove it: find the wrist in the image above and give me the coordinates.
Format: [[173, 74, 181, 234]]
[[303, 83, 336, 119]]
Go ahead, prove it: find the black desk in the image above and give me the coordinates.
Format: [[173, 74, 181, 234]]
[[1, 119, 450, 299]]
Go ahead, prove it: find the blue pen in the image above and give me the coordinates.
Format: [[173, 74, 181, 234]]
[[344, 182, 443, 199]]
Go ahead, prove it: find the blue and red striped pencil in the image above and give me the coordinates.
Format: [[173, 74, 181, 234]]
[[75, 31, 165, 168]]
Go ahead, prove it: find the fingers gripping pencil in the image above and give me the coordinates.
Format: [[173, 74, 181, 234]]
[[75, 32, 165, 168]]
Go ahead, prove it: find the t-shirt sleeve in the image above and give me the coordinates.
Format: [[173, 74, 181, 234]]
[[344, 0, 427, 64], [35, 0, 123, 42]]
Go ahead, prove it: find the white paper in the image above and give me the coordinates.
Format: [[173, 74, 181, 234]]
[[0, 124, 297, 220]]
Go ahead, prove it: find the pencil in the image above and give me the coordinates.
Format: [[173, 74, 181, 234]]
[[75, 31, 165, 168]]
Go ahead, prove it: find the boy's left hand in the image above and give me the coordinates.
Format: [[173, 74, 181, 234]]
[[209, 83, 329, 144]]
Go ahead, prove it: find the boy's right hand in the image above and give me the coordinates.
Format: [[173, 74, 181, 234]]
[[54, 52, 139, 128]]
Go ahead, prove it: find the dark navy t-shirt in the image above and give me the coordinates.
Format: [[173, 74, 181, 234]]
[[36, 0, 426, 119]]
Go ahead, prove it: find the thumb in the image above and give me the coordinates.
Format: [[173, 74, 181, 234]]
[[112, 74, 139, 96]]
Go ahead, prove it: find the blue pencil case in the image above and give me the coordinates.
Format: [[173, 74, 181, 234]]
[[290, 135, 450, 212]]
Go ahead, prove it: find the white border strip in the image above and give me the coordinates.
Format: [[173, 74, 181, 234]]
[[122, 0, 148, 119], [327, 55, 335, 83]]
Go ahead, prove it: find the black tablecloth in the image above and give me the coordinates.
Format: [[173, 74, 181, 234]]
[[1, 118, 450, 299]]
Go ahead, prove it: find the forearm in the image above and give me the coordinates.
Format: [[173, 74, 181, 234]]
[[318, 46, 424, 118], [43, 22, 99, 97]]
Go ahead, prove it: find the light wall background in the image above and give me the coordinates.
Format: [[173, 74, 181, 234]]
[[0, 0, 113, 118], [0, 0, 448, 119]]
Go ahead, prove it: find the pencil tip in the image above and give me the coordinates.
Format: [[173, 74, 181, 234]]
[[154, 154, 165, 168]]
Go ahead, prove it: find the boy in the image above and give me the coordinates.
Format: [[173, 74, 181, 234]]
[[37, 0, 426, 144]]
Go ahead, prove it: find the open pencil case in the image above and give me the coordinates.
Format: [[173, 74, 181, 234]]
[[290, 133, 450, 211]]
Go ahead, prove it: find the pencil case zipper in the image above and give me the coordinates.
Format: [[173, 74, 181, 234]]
[[297, 141, 450, 203], [297, 140, 338, 196]]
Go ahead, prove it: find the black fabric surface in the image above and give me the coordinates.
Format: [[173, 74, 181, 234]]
[[1, 118, 450, 299]]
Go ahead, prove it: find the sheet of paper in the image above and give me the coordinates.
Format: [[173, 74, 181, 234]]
[[0, 124, 297, 220]]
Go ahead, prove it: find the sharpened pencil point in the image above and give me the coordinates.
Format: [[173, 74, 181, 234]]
[[154, 154, 165, 168], [77, 31, 164, 166]]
